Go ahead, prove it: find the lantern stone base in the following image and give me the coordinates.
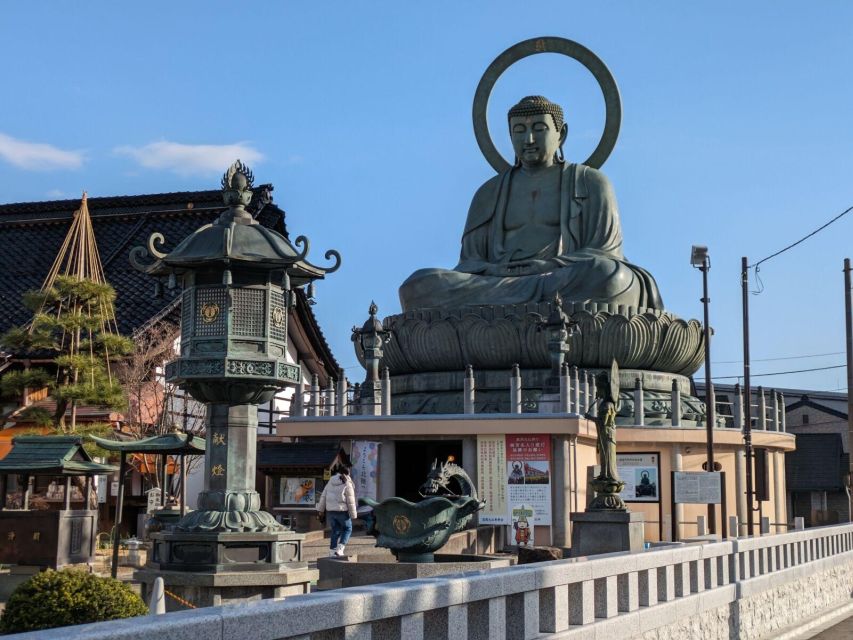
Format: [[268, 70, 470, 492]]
[[146, 529, 306, 572], [135, 566, 316, 611], [570, 510, 645, 557], [137, 529, 315, 609]]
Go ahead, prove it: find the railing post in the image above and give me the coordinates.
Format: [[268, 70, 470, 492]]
[[671, 378, 681, 427], [572, 366, 580, 414], [729, 515, 739, 538], [464, 365, 476, 415], [758, 386, 767, 430], [771, 389, 779, 431], [292, 380, 305, 417], [326, 378, 336, 417], [794, 516, 805, 530], [336, 371, 348, 417], [310, 374, 320, 417], [780, 392, 787, 431], [590, 376, 598, 418], [559, 363, 570, 413], [760, 516, 770, 535], [634, 377, 645, 426], [582, 370, 591, 414], [381, 367, 391, 416], [510, 364, 522, 414], [734, 383, 743, 429], [697, 515, 707, 536]]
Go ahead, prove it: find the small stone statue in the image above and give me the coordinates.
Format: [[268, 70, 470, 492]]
[[587, 360, 627, 511]]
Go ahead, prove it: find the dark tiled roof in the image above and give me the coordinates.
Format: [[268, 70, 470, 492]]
[[786, 433, 844, 491], [784, 395, 848, 421], [0, 187, 272, 336], [0, 187, 337, 371], [0, 435, 116, 475], [258, 441, 342, 469]]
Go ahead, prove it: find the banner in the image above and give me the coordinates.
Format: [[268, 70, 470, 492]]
[[351, 441, 380, 502], [477, 435, 508, 524], [506, 434, 552, 525]]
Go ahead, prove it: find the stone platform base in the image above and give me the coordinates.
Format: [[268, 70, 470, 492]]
[[135, 566, 317, 611], [319, 553, 512, 589], [149, 529, 304, 572], [570, 511, 645, 557]]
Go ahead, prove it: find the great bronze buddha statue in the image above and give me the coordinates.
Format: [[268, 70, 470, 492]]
[[399, 96, 663, 312]]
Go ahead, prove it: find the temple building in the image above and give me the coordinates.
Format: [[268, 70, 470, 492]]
[[0, 187, 338, 536]]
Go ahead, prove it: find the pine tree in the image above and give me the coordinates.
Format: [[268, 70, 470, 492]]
[[1, 275, 133, 430], [0, 193, 133, 432]]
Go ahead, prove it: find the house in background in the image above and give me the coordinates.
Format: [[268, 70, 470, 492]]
[[0, 185, 339, 536], [697, 382, 850, 525]]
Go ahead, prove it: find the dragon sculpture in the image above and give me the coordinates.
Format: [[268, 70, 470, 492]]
[[360, 457, 485, 562]]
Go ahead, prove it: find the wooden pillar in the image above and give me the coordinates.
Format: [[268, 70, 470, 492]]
[[160, 453, 168, 507], [22, 474, 31, 511], [111, 452, 128, 579], [64, 476, 72, 510]]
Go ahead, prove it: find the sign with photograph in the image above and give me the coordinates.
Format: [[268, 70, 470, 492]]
[[674, 472, 722, 504], [477, 435, 508, 525], [510, 504, 535, 547], [506, 434, 552, 525], [617, 453, 660, 502], [280, 478, 317, 505]]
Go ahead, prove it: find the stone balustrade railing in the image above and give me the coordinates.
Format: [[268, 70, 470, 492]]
[[17, 523, 853, 640]]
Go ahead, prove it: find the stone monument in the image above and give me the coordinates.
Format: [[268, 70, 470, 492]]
[[570, 361, 645, 556], [354, 37, 707, 421], [130, 160, 341, 608]]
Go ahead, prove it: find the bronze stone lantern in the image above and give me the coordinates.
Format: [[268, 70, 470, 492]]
[[131, 160, 340, 572]]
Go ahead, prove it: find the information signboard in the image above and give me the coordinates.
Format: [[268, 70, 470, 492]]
[[616, 453, 660, 502], [674, 471, 722, 505]]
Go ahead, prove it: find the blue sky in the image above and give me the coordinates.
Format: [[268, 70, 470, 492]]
[[2, 2, 853, 392]]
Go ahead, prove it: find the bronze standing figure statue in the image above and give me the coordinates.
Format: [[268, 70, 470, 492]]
[[588, 360, 627, 511]]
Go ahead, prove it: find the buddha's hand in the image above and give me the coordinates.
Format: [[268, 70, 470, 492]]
[[490, 259, 556, 276]]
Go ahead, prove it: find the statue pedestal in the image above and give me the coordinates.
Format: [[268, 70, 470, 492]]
[[135, 530, 315, 609], [570, 511, 645, 557]]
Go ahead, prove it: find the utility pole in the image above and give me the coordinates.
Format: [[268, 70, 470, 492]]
[[844, 258, 853, 522], [741, 257, 754, 536], [692, 246, 717, 535]]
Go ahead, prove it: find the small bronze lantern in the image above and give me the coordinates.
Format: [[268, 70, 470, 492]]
[[131, 161, 339, 571], [351, 301, 392, 414], [530, 293, 578, 390]]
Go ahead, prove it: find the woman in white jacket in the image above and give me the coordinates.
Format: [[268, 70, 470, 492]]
[[317, 465, 358, 556]]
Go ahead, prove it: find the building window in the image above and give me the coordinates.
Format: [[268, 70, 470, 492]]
[[802, 413, 809, 425]]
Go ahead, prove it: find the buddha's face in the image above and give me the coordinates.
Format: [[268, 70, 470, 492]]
[[510, 113, 566, 169]]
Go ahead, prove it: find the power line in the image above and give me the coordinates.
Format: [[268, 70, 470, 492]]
[[749, 204, 853, 270], [713, 351, 845, 365], [711, 363, 846, 380]]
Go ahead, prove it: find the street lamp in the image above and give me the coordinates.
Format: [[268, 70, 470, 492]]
[[691, 245, 717, 534]]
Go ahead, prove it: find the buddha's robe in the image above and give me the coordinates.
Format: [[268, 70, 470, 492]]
[[399, 163, 663, 311]]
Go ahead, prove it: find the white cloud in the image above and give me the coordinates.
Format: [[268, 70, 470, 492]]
[[45, 189, 67, 198], [0, 132, 84, 170], [114, 140, 264, 176]]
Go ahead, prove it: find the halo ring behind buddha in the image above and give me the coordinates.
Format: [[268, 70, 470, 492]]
[[472, 36, 622, 172]]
